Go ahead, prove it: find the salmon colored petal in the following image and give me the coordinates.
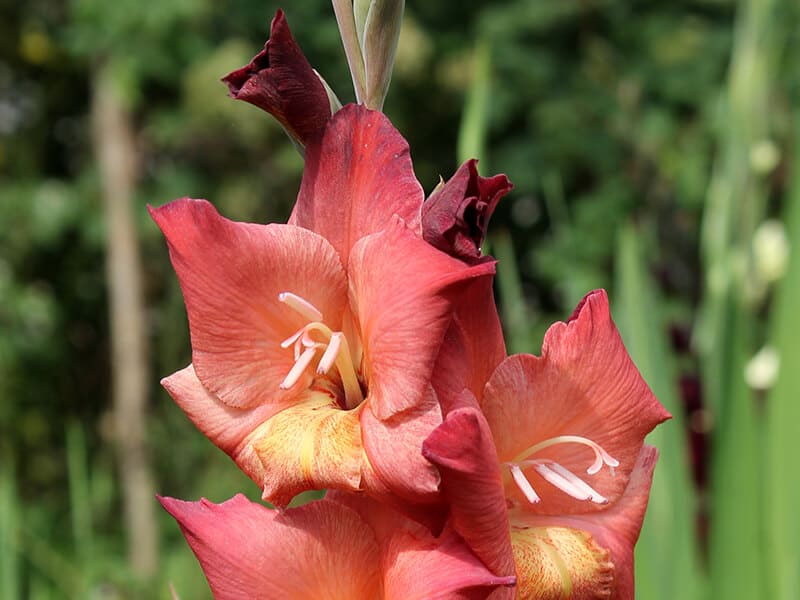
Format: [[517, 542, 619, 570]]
[[422, 396, 516, 582], [350, 218, 497, 419], [289, 105, 424, 265], [421, 159, 512, 263], [159, 494, 382, 599], [149, 198, 347, 409], [249, 393, 363, 508], [433, 273, 506, 415], [324, 492, 516, 599], [222, 10, 331, 147], [161, 365, 289, 487], [481, 289, 670, 515], [509, 446, 659, 599], [360, 385, 442, 503], [384, 523, 517, 600], [346, 462, 449, 534]]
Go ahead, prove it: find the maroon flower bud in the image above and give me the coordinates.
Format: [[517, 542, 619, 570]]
[[222, 10, 335, 148], [421, 159, 512, 263]]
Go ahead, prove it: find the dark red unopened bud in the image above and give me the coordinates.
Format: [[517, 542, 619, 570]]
[[222, 10, 335, 148], [421, 159, 512, 263]]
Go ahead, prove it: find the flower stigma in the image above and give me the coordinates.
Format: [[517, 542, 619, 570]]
[[277, 292, 364, 409], [504, 435, 619, 505]]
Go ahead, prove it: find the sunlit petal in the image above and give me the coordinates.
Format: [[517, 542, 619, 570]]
[[422, 396, 517, 582], [150, 198, 347, 409], [349, 218, 496, 419], [290, 105, 424, 266], [481, 290, 670, 514], [159, 494, 382, 599]]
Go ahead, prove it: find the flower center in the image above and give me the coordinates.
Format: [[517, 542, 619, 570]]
[[277, 292, 364, 409], [504, 436, 619, 505]]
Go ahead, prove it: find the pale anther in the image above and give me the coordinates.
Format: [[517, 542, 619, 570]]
[[533, 463, 591, 501], [508, 463, 540, 504], [280, 329, 303, 350], [278, 292, 323, 322], [279, 346, 318, 389], [507, 434, 617, 506], [317, 332, 342, 374], [536, 462, 608, 504]]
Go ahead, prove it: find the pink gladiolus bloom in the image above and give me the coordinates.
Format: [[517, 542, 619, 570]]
[[423, 290, 671, 598], [160, 493, 516, 599], [151, 105, 496, 509], [222, 10, 333, 148]]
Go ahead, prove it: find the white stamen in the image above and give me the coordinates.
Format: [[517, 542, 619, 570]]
[[279, 346, 318, 389], [544, 462, 608, 504], [587, 449, 619, 475], [280, 329, 304, 349], [278, 292, 323, 322], [507, 433, 617, 506], [276, 292, 366, 409], [508, 464, 540, 503], [317, 332, 342, 374], [515, 435, 619, 476], [533, 463, 591, 501], [587, 452, 604, 475]]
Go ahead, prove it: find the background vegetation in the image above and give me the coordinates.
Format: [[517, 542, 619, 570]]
[[1, 0, 798, 597]]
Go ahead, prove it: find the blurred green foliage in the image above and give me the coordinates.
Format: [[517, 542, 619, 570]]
[[1, 0, 799, 597]]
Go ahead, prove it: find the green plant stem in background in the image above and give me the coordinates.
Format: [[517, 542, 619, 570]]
[[706, 293, 762, 600], [615, 223, 705, 600], [66, 421, 94, 590], [699, 0, 785, 596], [0, 467, 20, 600], [764, 118, 800, 600], [457, 40, 490, 170], [493, 229, 537, 354]]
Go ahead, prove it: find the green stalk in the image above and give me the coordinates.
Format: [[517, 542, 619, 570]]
[[332, 0, 367, 102], [66, 420, 94, 590], [457, 40, 491, 167], [698, 0, 785, 596], [764, 118, 800, 600], [493, 229, 537, 353], [615, 223, 705, 600], [0, 466, 20, 600]]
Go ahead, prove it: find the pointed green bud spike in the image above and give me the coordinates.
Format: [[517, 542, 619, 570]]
[[354, 0, 371, 46], [332, 0, 367, 102], [362, 0, 405, 110]]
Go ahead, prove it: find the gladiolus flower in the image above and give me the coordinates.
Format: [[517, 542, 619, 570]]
[[423, 290, 671, 598], [151, 105, 496, 509], [160, 493, 515, 599]]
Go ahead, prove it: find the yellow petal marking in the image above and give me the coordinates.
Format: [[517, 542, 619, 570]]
[[250, 393, 364, 507], [511, 526, 615, 599]]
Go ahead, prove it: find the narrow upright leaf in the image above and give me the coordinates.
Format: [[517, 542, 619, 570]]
[[614, 223, 705, 600]]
